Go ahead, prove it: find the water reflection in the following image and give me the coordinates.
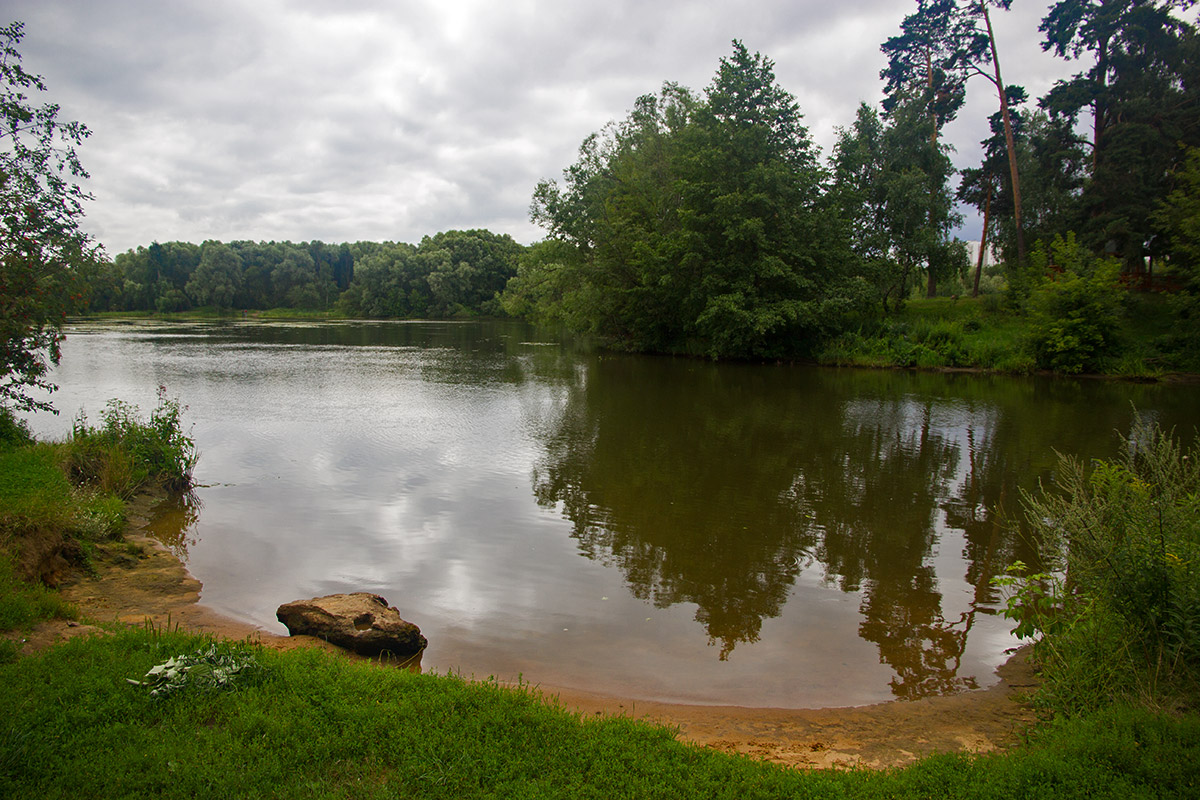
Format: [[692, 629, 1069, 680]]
[[144, 491, 202, 560], [529, 355, 1199, 695]]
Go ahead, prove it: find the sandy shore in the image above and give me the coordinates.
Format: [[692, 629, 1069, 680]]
[[18, 494, 1041, 770]]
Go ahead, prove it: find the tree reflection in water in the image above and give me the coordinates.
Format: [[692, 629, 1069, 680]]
[[527, 353, 1183, 695]]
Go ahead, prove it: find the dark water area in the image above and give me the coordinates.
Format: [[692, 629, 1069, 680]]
[[24, 319, 1200, 707]]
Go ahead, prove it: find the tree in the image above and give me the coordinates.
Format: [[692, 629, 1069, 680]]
[[956, 1, 1029, 266], [0, 21, 102, 412], [881, 0, 970, 138], [185, 241, 243, 309], [527, 42, 865, 358], [1154, 146, 1200, 286], [833, 101, 964, 311], [1040, 0, 1199, 270]]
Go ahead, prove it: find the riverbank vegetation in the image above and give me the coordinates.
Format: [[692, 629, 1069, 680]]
[[0, 391, 196, 662], [0, 626, 1196, 799], [999, 420, 1200, 717]]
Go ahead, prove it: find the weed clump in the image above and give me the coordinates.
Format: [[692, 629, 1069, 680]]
[[61, 386, 198, 496], [998, 419, 1200, 715]]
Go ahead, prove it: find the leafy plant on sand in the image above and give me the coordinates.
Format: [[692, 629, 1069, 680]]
[[997, 419, 1200, 715]]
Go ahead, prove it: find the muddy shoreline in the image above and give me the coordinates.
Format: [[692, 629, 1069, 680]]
[[20, 494, 1041, 770]]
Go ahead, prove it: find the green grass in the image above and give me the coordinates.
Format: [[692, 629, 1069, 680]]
[[0, 628, 1196, 799], [0, 395, 196, 653], [817, 294, 1197, 377], [819, 297, 1035, 372], [0, 445, 76, 534]]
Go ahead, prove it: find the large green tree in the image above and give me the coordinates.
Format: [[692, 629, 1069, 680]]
[[0, 21, 101, 412], [1040, 0, 1199, 270], [523, 42, 864, 358], [185, 241, 243, 310], [833, 101, 964, 312]]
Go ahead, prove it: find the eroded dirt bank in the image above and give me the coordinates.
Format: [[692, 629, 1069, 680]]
[[17, 495, 1040, 770]]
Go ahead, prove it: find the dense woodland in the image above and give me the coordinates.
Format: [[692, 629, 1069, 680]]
[[80, 1, 1200, 368]]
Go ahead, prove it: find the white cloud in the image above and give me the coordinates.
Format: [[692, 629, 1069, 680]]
[[5, 0, 1077, 252]]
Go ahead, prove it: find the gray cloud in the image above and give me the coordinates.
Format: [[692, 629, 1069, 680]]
[[5, 0, 1077, 251]]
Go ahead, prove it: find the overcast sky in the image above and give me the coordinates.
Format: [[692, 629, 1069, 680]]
[[6, 0, 1082, 254]]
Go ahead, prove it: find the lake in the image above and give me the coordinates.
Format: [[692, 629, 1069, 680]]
[[23, 319, 1200, 708]]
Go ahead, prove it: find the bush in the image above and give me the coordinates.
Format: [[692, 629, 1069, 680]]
[[1023, 234, 1126, 373], [1002, 420, 1200, 714], [0, 408, 31, 449], [62, 387, 197, 496]]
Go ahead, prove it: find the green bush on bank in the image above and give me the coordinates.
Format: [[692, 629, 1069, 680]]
[[1021, 235, 1126, 375], [62, 387, 198, 496], [0, 392, 197, 657], [1000, 420, 1200, 716]]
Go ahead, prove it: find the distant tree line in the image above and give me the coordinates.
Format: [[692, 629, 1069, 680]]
[[84, 230, 524, 318], [501, 1, 1200, 359]]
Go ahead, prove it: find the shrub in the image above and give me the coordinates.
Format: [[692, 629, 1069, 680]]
[[62, 387, 197, 496], [1023, 234, 1125, 373], [0, 408, 32, 449], [1002, 420, 1200, 714]]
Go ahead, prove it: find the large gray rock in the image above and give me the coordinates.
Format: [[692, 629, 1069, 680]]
[[276, 593, 427, 657]]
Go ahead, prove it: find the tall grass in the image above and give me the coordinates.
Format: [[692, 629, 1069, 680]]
[[999, 420, 1200, 715]]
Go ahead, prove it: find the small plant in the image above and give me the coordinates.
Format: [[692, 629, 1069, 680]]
[[992, 560, 1065, 641], [128, 643, 261, 699]]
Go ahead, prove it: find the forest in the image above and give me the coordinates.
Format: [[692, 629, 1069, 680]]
[[78, 1, 1200, 370]]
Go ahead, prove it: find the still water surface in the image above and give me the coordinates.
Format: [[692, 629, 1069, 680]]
[[25, 319, 1200, 708]]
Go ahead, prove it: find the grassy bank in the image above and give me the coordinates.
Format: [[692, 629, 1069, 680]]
[[0, 390, 196, 661], [816, 294, 1200, 378], [84, 307, 344, 322], [1, 627, 1197, 799]]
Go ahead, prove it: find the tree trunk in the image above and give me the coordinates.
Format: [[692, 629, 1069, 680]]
[[973, 180, 992, 297], [925, 43, 939, 297], [982, 3, 1026, 267]]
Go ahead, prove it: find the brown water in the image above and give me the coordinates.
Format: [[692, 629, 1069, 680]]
[[26, 319, 1200, 707]]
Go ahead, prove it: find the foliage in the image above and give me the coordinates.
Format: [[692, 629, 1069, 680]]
[[519, 42, 866, 358], [816, 296, 1036, 372], [185, 241, 242, 309], [1007, 420, 1200, 714], [992, 560, 1065, 641], [1039, 0, 1200, 271], [1023, 233, 1125, 373], [1154, 145, 1200, 289], [127, 642, 261, 699], [0, 406, 30, 447], [832, 101, 966, 311], [0, 21, 102, 413], [62, 386, 197, 496], [880, 0, 970, 132], [98, 233, 520, 319]]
